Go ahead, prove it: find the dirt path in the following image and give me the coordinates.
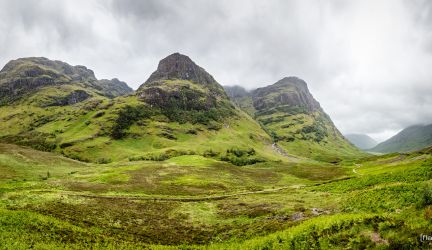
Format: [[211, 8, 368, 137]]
[[271, 143, 301, 162], [352, 164, 362, 175]]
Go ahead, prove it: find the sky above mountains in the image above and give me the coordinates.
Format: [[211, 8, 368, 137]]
[[0, 0, 431, 142]]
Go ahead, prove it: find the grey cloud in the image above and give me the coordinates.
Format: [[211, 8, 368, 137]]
[[0, 0, 431, 141]]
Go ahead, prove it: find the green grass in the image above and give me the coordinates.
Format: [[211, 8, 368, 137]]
[[0, 143, 430, 248]]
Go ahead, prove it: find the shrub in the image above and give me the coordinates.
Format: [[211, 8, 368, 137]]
[[421, 184, 432, 207], [96, 158, 112, 164], [128, 149, 195, 162], [219, 147, 265, 166], [110, 105, 154, 139], [92, 111, 105, 118], [203, 149, 219, 157], [60, 142, 74, 148], [0, 131, 57, 152]]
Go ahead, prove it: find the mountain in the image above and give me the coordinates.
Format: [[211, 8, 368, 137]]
[[345, 134, 378, 150], [0, 54, 364, 164], [371, 124, 432, 153], [0, 54, 280, 165], [224, 77, 364, 162], [0, 57, 133, 106], [136, 53, 234, 124]]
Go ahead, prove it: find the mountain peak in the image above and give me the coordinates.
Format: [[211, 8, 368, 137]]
[[137, 53, 232, 117], [252, 77, 320, 112], [0, 57, 97, 82], [143, 53, 217, 86], [277, 76, 307, 85]]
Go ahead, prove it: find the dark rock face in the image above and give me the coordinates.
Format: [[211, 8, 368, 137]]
[[140, 83, 218, 111], [97, 78, 134, 98], [139, 53, 226, 98], [0, 57, 132, 104], [46, 90, 91, 106], [137, 53, 230, 112], [144, 53, 215, 86], [252, 77, 321, 112]]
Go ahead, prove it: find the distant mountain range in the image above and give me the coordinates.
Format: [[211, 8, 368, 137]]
[[371, 124, 432, 153], [344, 134, 378, 150]]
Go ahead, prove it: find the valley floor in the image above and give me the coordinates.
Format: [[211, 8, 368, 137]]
[[0, 143, 431, 249]]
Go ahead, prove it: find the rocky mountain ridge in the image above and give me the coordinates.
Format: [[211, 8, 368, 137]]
[[0, 57, 133, 105]]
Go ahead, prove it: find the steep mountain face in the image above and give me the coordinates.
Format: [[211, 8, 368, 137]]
[[224, 77, 363, 162], [0, 57, 132, 105], [252, 77, 321, 112], [137, 53, 234, 123], [371, 124, 432, 153], [345, 134, 378, 150]]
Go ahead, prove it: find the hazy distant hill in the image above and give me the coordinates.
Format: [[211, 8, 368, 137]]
[[371, 124, 432, 153], [345, 134, 378, 150]]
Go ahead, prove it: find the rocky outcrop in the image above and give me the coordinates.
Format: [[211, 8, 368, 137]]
[[46, 90, 91, 106], [252, 77, 321, 112], [140, 82, 218, 111]]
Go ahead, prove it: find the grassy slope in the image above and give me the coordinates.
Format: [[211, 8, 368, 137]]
[[257, 110, 366, 163], [372, 124, 432, 153], [0, 143, 431, 249]]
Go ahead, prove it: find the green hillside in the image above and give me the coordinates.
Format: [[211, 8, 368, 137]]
[[372, 124, 432, 153]]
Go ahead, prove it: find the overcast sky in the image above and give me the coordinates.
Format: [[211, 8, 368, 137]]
[[0, 0, 431, 142]]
